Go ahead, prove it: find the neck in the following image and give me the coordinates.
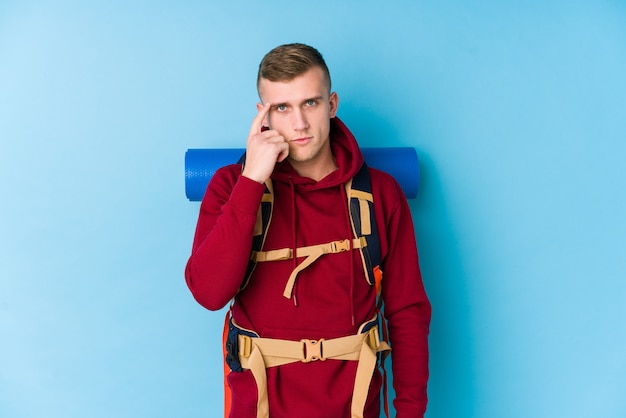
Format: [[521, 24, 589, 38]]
[[289, 154, 338, 181]]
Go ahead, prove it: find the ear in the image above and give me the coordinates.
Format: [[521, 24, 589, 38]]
[[329, 92, 339, 118]]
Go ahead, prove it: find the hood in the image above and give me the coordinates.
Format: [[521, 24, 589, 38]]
[[271, 117, 364, 187]]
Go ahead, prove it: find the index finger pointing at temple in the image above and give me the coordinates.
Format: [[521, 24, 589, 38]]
[[249, 103, 271, 137]]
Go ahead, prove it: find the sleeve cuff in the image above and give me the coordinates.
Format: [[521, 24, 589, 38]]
[[227, 175, 267, 216]]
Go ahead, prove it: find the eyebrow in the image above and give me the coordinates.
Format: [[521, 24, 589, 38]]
[[303, 96, 324, 104], [272, 96, 324, 109]]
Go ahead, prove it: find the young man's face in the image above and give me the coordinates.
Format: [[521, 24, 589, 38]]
[[257, 66, 338, 171]]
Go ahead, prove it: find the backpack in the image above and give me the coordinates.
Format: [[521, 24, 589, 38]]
[[222, 159, 391, 417]]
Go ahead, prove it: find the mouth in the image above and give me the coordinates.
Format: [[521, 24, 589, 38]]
[[291, 136, 312, 144]]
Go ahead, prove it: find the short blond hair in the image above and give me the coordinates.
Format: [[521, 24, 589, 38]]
[[257, 43, 331, 93]]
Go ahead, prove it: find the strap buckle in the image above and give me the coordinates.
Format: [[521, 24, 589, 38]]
[[239, 335, 252, 358], [301, 338, 326, 363], [330, 239, 351, 253], [366, 326, 381, 351]]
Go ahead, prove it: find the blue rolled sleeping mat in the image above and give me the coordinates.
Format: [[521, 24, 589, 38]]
[[184, 147, 420, 201]]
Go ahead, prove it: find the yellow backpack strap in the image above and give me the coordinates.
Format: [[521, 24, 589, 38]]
[[231, 315, 390, 418], [345, 163, 383, 288], [347, 163, 391, 417], [239, 179, 274, 291], [250, 238, 367, 299], [280, 238, 366, 299]]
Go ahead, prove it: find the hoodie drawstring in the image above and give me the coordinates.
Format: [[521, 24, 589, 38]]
[[289, 178, 298, 306], [278, 177, 360, 327], [279, 180, 359, 325]]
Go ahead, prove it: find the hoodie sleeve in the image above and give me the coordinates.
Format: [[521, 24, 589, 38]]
[[185, 166, 266, 310], [373, 170, 431, 418]]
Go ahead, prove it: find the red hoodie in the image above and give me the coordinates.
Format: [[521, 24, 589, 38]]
[[185, 117, 430, 418]]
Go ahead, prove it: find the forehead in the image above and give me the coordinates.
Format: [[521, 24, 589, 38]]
[[258, 67, 329, 103]]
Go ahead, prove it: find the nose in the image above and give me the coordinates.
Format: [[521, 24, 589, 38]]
[[292, 108, 309, 132]]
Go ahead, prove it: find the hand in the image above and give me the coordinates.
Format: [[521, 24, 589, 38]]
[[241, 103, 289, 183]]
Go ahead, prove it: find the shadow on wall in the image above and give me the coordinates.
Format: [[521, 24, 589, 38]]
[[412, 151, 477, 418]]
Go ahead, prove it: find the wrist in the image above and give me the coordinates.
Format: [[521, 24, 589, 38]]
[[241, 170, 266, 184]]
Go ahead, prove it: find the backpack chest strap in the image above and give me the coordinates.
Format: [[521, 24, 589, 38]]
[[250, 237, 367, 299]]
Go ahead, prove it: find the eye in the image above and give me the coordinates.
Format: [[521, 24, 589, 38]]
[[305, 99, 317, 107], [275, 104, 287, 112]]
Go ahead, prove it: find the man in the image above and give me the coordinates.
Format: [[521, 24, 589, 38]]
[[185, 43, 430, 418]]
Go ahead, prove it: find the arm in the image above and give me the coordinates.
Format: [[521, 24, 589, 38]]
[[376, 175, 431, 417], [185, 103, 289, 310], [185, 170, 265, 310]]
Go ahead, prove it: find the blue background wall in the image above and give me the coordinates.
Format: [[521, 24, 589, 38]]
[[1, 1, 625, 417]]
